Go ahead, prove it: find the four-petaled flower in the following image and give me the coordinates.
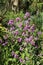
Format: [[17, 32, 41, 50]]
[[18, 38, 22, 42], [16, 17, 21, 22], [8, 20, 14, 26]]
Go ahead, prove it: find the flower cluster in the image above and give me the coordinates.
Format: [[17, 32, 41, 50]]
[[0, 12, 42, 65]]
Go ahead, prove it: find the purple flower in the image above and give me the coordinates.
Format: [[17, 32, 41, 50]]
[[28, 36, 33, 42], [11, 51, 19, 58], [19, 58, 25, 63], [8, 20, 14, 26], [11, 51, 14, 56], [16, 17, 21, 22], [19, 58, 23, 63], [30, 24, 35, 32], [10, 26, 15, 31], [14, 54, 19, 58], [23, 24, 31, 31], [22, 32, 26, 36], [28, 29, 31, 32], [23, 25, 28, 30], [2, 43, 5, 46], [27, 25, 31, 29], [19, 47, 23, 51], [24, 38, 29, 43], [0, 38, 2, 43], [30, 40, 35, 46], [2, 41, 8, 46], [25, 12, 30, 17], [18, 38, 22, 42], [24, 12, 30, 19], [37, 31, 42, 35], [14, 30, 19, 35], [24, 15, 27, 19], [24, 20, 29, 24], [18, 22, 22, 27]]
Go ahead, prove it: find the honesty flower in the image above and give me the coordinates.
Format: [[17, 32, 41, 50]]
[[24, 20, 29, 24], [24, 12, 30, 19], [30, 24, 35, 32], [14, 30, 19, 35], [24, 15, 27, 19], [18, 22, 22, 27], [28, 36, 33, 42], [11, 51, 14, 56], [22, 32, 26, 36], [14, 53, 19, 58], [25, 12, 30, 17], [11, 51, 19, 58], [8, 20, 14, 26], [10, 26, 15, 31], [27, 25, 31, 29], [23, 25, 28, 30], [2, 41, 8, 46], [23, 24, 31, 31], [19, 47, 23, 51], [30, 40, 35, 46], [37, 31, 42, 35], [19, 58, 25, 63], [16, 17, 21, 22], [24, 38, 29, 43], [18, 38, 22, 42], [28, 29, 31, 32]]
